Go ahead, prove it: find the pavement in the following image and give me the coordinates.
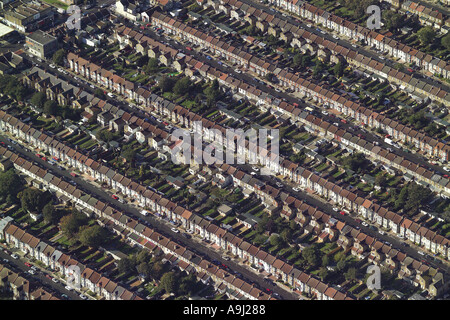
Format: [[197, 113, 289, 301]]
[[0, 244, 82, 300], [0, 134, 300, 300]]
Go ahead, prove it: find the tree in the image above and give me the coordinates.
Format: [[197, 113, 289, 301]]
[[292, 53, 303, 68], [144, 58, 160, 74], [0, 169, 22, 200], [20, 188, 43, 213], [336, 259, 347, 271], [441, 211, 450, 224], [78, 225, 107, 248], [136, 262, 151, 277], [204, 79, 220, 105], [43, 203, 59, 224], [343, 152, 368, 173], [383, 11, 403, 31], [117, 257, 136, 274], [322, 255, 329, 267], [96, 129, 114, 143], [265, 72, 275, 83], [318, 267, 328, 281], [301, 55, 311, 68], [375, 174, 387, 188], [417, 26, 436, 46], [178, 273, 198, 296], [160, 272, 176, 293], [150, 260, 166, 279], [135, 250, 151, 265], [289, 220, 297, 231], [442, 33, 450, 51], [52, 49, 66, 66], [43, 100, 58, 117], [60, 211, 87, 237], [280, 229, 292, 243], [269, 234, 283, 247], [94, 88, 106, 99], [302, 246, 320, 267], [173, 77, 191, 96], [313, 60, 324, 78], [345, 267, 358, 281], [334, 62, 345, 78], [121, 144, 136, 166], [30, 92, 46, 108], [158, 76, 175, 93]]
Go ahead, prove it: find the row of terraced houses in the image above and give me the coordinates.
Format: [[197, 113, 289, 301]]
[[5, 61, 450, 296]]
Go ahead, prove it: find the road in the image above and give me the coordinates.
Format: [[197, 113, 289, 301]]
[[120, 17, 450, 180], [0, 249, 81, 300], [237, 162, 450, 274], [244, 0, 450, 91], [0, 134, 299, 300], [22, 18, 449, 273]]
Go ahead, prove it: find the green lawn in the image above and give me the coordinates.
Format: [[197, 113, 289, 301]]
[[41, 0, 68, 9]]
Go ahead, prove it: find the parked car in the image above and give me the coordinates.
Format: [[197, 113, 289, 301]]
[[362, 222, 369, 227], [111, 194, 119, 200], [171, 227, 179, 233], [24, 262, 32, 267]]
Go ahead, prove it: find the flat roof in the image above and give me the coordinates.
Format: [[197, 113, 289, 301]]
[[0, 23, 14, 38]]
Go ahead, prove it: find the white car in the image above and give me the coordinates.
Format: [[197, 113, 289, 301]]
[[90, 84, 95, 89], [306, 24, 312, 28], [79, 294, 88, 300], [171, 227, 179, 233], [250, 172, 257, 176], [49, 64, 56, 69], [52, 278, 59, 283], [235, 69, 242, 74], [362, 222, 369, 227], [293, 187, 300, 192], [332, 35, 339, 40], [276, 182, 284, 188], [332, 207, 339, 212], [65, 285, 73, 291], [252, 166, 259, 171], [140, 210, 149, 216], [418, 251, 425, 256], [444, 166, 449, 172], [11, 254, 19, 259], [378, 230, 385, 235], [27, 269, 36, 275], [107, 92, 114, 98]]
